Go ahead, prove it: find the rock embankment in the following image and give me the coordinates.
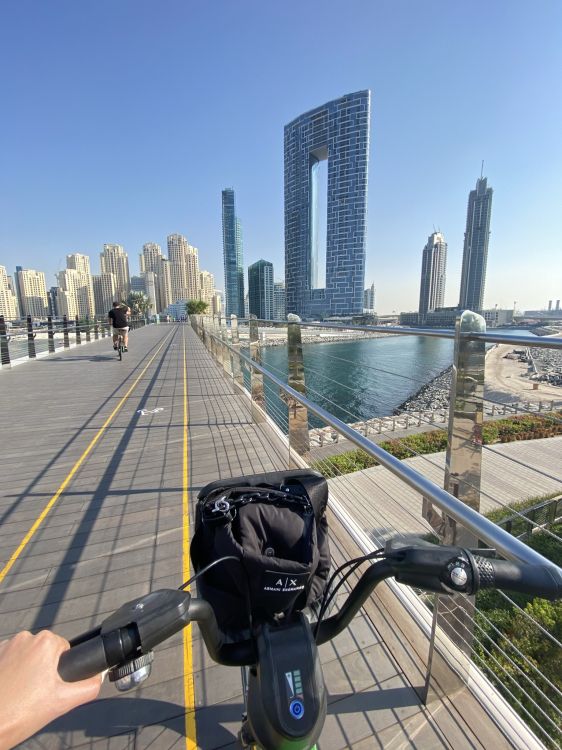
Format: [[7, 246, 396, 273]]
[[396, 366, 453, 413]]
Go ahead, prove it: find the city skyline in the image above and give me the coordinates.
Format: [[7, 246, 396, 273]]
[[1, 2, 561, 314]]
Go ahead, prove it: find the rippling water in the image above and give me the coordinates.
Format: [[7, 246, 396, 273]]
[[254, 328, 538, 427]]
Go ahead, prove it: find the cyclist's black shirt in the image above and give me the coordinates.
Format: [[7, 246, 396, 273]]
[[108, 307, 128, 329]]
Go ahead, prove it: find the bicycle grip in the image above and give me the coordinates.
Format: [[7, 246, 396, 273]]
[[58, 636, 108, 682], [473, 556, 562, 600]]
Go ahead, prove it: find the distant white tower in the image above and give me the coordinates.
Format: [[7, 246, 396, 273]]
[[419, 232, 447, 317]]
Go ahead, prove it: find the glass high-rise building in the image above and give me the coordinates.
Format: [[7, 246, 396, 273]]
[[222, 188, 245, 317], [273, 281, 286, 321], [284, 90, 370, 319], [248, 260, 274, 320], [419, 232, 447, 318], [459, 177, 493, 312]]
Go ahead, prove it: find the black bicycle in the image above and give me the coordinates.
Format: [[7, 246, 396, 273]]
[[115, 329, 127, 361], [58, 536, 561, 749]]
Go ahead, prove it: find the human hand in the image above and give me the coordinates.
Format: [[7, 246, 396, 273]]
[[0, 630, 102, 749]]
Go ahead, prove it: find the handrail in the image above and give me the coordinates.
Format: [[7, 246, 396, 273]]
[[230, 317, 562, 350], [207, 326, 560, 570]]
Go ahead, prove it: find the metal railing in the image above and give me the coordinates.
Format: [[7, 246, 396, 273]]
[[192, 311, 562, 749], [0, 314, 150, 367]]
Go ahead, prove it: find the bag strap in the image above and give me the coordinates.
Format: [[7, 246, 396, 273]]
[[284, 474, 328, 522], [201, 486, 313, 525]]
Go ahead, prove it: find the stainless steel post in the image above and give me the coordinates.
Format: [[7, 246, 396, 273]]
[[47, 316, 55, 353], [211, 315, 218, 359], [249, 315, 266, 422], [27, 315, 36, 358], [425, 309, 486, 703], [287, 314, 310, 462], [230, 315, 244, 392], [219, 315, 230, 374], [0, 316, 10, 367]]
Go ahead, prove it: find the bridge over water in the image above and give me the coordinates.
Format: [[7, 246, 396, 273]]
[[0, 322, 559, 749]]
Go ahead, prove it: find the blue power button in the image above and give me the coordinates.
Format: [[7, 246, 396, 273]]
[[289, 699, 305, 719]]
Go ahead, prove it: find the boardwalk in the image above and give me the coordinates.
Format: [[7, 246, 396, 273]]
[[0, 324, 527, 749]]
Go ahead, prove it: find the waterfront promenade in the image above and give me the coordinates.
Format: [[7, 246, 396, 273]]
[[0, 324, 548, 749]]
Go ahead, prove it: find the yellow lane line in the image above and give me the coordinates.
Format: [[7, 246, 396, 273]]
[[182, 327, 198, 749], [0, 327, 175, 586]]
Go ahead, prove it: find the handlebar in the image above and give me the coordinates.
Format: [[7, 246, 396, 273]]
[[58, 540, 562, 683]]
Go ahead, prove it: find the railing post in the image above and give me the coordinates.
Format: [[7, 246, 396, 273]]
[[75, 318, 81, 345], [218, 315, 228, 372], [425, 310, 486, 703], [210, 315, 217, 359], [63, 315, 69, 348], [287, 314, 310, 462], [27, 315, 36, 358], [47, 315, 55, 353], [85, 315, 91, 342], [249, 314, 266, 423], [222, 319, 232, 376], [230, 315, 244, 391], [0, 316, 11, 367]]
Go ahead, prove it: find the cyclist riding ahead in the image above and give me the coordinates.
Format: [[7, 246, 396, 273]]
[[108, 301, 131, 353]]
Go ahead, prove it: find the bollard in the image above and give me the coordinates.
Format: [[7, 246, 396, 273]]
[[94, 323, 99, 340], [27, 315, 36, 358], [85, 316, 91, 342], [47, 316, 55, 353], [75, 319, 81, 345], [0, 315, 11, 367], [63, 316, 70, 348]]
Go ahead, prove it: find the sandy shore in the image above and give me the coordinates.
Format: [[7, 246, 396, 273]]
[[485, 342, 562, 403]]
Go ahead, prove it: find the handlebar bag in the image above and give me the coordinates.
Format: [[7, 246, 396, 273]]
[[191, 470, 330, 635]]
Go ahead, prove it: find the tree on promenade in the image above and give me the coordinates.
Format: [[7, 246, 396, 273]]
[[126, 292, 151, 318], [186, 300, 208, 315]]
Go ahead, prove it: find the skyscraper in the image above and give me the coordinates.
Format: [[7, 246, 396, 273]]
[[199, 270, 215, 309], [167, 234, 200, 302], [273, 281, 286, 321], [92, 273, 117, 315], [100, 244, 130, 302], [285, 91, 370, 319], [66, 253, 95, 316], [248, 260, 274, 320], [15, 268, 49, 318], [419, 232, 447, 318], [222, 188, 245, 317], [0, 266, 19, 320], [363, 283, 376, 313], [459, 176, 493, 312], [140, 242, 170, 312]]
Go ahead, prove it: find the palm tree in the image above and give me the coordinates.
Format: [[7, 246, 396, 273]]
[[126, 292, 151, 318]]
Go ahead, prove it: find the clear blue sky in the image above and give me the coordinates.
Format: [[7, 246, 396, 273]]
[[1, 0, 561, 314]]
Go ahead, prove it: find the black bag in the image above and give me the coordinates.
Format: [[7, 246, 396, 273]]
[[190, 470, 331, 635]]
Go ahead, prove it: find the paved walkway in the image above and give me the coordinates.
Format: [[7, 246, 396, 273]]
[[0, 324, 515, 749]]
